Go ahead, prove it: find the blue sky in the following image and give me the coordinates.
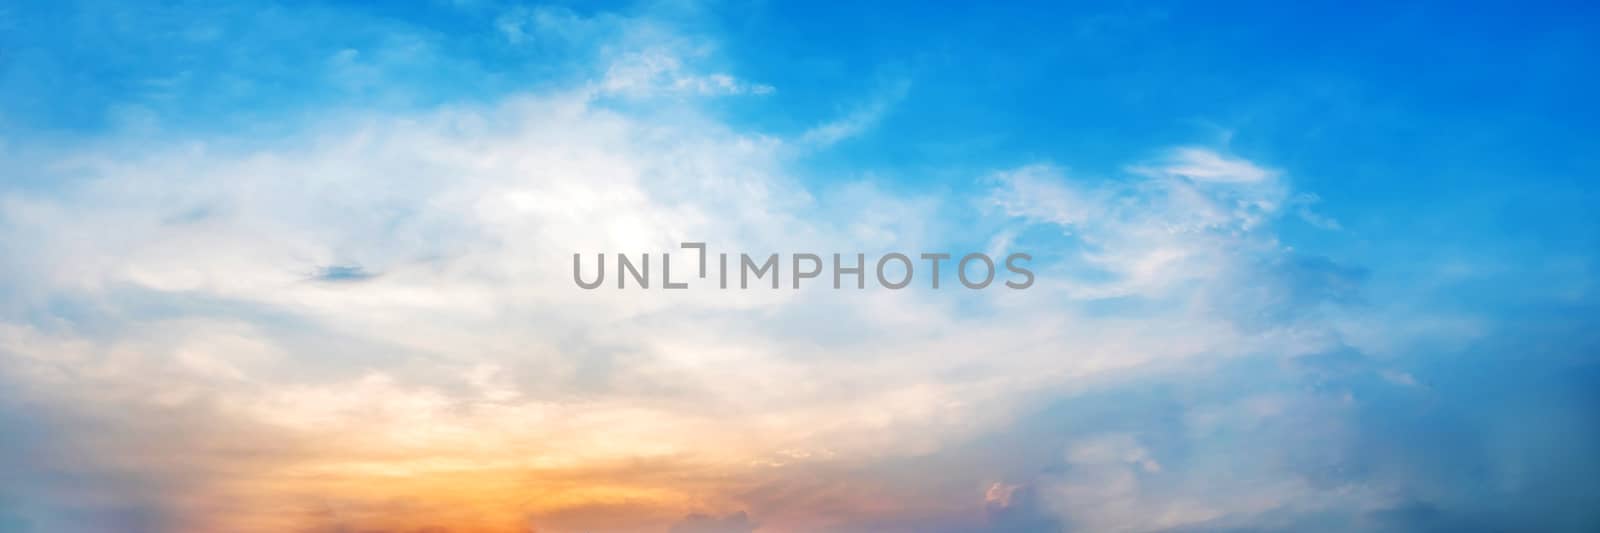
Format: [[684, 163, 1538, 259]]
[[1, 1, 1598, 532]]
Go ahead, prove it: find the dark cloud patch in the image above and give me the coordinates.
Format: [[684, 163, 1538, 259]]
[[312, 264, 378, 283], [0, 383, 177, 533], [1362, 501, 1492, 533], [0, 337, 329, 533], [982, 484, 1061, 533], [668, 511, 758, 533], [161, 205, 217, 225], [1220, 253, 1368, 331], [0, 501, 32, 533], [852, 308, 1600, 532]]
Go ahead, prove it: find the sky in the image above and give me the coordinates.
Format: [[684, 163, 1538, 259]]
[[1, 1, 1598, 532]]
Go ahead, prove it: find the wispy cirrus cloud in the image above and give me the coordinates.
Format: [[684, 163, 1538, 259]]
[[800, 78, 910, 147], [496, 5, 773, 98]]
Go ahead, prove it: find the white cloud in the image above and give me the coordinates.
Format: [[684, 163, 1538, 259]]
[[494, 5, 773, 99], [0, 10, 1373, 533], [599, 48, 774, 96], [987, 149, 1291, 299], [800, 78, 910, 146], [1142, 147, 1277, 183], [0, 97, 1352, 529]]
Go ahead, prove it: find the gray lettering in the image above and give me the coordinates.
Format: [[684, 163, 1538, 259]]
[[958, 253, 994, 289], [741, 253, 779, 289], [1005, 253, 1034, 289], [793, 253, 822, 289], [681, 242, 707, 278], [834, 253, 865, 289], [663, 253, 688, 289], [618, 253, 649, 289], [920, 253, 950, 289], [574, 253, 605, 289], [876, 253, 913, 289]]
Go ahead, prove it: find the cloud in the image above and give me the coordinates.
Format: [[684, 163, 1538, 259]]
[[0, 94, 1343, 530], [1, 2, 1596, 533], [1140, 147, 1277, 184], [497, 5, 602, 45], [668, 511, 758, 533], [985, 149, 1293, 299], [494, 5, 773, 98], [311, 264, 378, 283], [800, 78, 911, 146], [599, 48, 775, 97]]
